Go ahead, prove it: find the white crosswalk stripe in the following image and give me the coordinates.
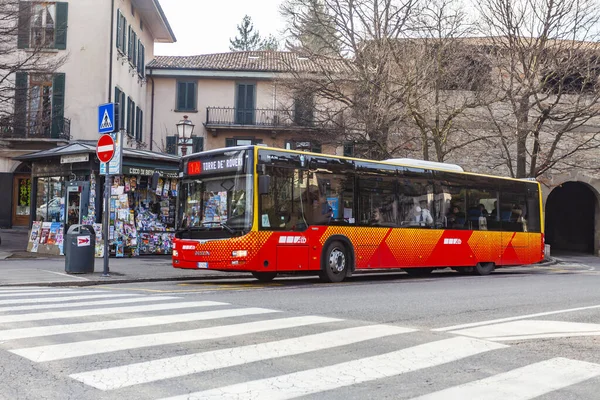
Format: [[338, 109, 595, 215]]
[[0, 289, 104, 298], [70, 324, 417, 390], [0, 288, 599, 400], [0, 292, 138, 305], [0, 307, 280, 341], [0, 299, 223, 323], [11, 315, 340, 362], [411, 357, 600, 400], [157, 337, 506, 400], [0, 295, 182, 313]]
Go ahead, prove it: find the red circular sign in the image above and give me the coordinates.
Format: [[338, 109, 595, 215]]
[[96, 134, 115, 163]]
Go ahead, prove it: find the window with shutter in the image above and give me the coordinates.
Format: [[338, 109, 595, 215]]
[[192, 137, 204, 153], [17, 3, 31, 49], [128, 26, 133, 60], [175, 80, 197, 111], [166, 136, 177, 154], [126, 97, 133, 135], [120, 15, 127, 53], [13, 72, 28, 136], [116, 10, 123, 51], [135, 106, 142, 141], [139, 110, 143, 141], [132, 31, 137, 66], [54, 2, 68, 50], [51, 73, 65, 138]]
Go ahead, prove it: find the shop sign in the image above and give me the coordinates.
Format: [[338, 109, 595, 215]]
[[123, 166, 178, 179], [60, 154, 90, 164], [187, 152, 245, 176]]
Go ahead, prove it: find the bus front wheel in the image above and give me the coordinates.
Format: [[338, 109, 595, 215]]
[[251, 271, 277, 282], [474, 262, 495, 276], [320, 241, 349, 283]]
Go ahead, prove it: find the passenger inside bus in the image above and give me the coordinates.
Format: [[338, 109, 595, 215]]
[[447, 205, 465, 228]]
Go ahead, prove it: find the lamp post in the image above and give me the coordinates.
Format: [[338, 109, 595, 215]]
[[176, 115, 195, 156]]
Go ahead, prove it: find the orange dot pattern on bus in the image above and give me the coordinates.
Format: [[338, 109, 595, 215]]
[[174, 227, 543, 272]]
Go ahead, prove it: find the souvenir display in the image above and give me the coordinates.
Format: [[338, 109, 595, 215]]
[[105, 174, 178, 256], [27, 221, 64, 255], [93, 223, 104, 258]]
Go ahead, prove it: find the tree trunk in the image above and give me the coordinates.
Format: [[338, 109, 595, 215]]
[[516, 96, 530, 178]]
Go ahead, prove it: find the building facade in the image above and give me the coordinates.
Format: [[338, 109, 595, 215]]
[[146, 51, 343, 157], [0, 0, 175, 228]]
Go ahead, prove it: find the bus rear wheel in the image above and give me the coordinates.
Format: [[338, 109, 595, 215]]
[[320, 241, 349, 283], [251, 272, 277, 282], [474, 262, 495, 276], [404, 268, 434, 277]]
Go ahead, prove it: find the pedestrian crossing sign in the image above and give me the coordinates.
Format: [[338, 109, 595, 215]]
[[98, 103, 115, 134]]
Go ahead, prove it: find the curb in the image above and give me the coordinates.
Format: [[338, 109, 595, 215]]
[[0, 274, 255, 288]]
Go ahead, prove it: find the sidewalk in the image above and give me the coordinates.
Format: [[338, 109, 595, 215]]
[[0, 228, 251, 287], [0, 228, 560, 287]]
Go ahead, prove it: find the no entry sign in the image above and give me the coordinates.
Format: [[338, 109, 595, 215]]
[[96, 134, 115, 163]]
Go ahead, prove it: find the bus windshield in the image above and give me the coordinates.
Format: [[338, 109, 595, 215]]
[[179, 174, 253, 234]]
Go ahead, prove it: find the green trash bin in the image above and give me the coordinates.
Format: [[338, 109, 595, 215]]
[[65, 224, 95, 274]]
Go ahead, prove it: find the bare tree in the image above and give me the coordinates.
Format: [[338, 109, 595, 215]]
[[280, 0, 418, 160], [476, 0, 600, 178], [0, 0, 67, 137], [394, 0, 500, 162]]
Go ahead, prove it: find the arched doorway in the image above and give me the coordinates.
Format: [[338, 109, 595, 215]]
[[545, 182, 596, 253]]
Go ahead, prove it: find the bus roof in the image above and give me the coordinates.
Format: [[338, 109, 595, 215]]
[[383, 158, 464, 172], [182, 145, 539, 186]]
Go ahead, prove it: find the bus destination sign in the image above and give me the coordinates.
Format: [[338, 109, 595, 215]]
[[187, 152, 246, 176]]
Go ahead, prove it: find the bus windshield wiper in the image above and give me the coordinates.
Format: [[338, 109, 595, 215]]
[[200, 221, 235, 234]]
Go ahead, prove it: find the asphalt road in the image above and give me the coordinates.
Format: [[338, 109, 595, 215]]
[[1, 254, 599, 399]]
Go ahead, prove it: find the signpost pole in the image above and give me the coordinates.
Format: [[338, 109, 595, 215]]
[[98, 104, 116, 278], [102, 170, 110, 277]]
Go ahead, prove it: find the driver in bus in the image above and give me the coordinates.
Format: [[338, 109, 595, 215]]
[[414, 200, 433, 226]]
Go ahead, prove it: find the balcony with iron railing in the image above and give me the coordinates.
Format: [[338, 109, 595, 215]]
[[205, 107, 314, 130], [0, 115, 71, 140]]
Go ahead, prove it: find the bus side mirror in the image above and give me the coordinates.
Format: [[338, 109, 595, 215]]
[[259, 175, 270, 195]]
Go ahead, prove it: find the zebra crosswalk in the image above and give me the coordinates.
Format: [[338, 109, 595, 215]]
[[0, 286, 598, 400]]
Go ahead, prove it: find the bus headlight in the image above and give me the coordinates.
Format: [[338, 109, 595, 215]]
[[172, 250, 179, 257], [232, 250, 248, 257]]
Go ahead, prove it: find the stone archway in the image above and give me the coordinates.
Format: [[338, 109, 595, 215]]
[[545, 182, 596, 254]]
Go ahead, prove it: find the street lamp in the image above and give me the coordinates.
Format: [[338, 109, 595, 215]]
[[176, 115, 195, 156]]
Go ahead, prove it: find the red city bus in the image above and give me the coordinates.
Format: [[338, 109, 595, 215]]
[[172, 146, 544, 282]]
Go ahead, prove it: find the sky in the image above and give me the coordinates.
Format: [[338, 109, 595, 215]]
[[156, 0, 287, 56]]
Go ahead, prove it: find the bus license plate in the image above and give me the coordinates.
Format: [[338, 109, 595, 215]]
[[197, 262, 208, 269]]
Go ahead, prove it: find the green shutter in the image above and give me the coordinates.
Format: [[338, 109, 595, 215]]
[[14, 72, 28, 136], [54, 3, 68, 50], [176, 81, 186, 110], [128, 26, 133, 60], [120, 17, 126, 53], [135, 106, 141, 140], [311, 142, 322, 153], [51, 73, 66, 138], [225, 138, 235, 147], [116, 10, 122, 50], [141, 45, 145, 77], [139, 110, 143, 141], [166, 136, 177, 154], [193, 137, 204, 153], [17, 3, 31, 49]]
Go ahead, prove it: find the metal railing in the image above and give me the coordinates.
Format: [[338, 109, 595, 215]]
[[206, 107, 314, 128], [0, 116, 71, 140]]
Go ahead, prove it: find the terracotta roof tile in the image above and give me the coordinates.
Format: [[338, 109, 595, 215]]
[[147, 51, 350, 73]]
